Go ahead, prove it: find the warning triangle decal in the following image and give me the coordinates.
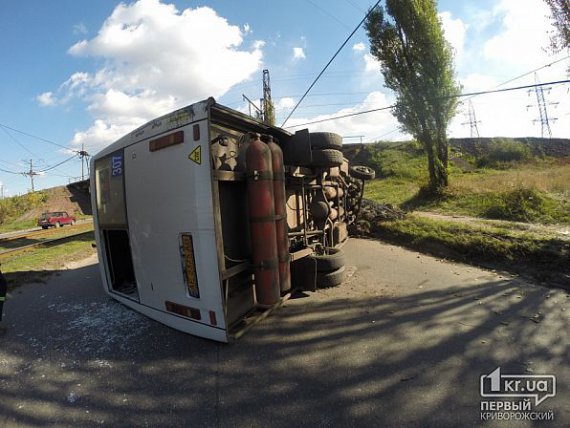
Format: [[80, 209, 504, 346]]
[[188, 145, 202, 165]]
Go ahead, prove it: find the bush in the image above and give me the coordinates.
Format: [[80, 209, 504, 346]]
[[477, 138, 531, 167], [484, 188, 549, 222], [369, 144, 427, 180], [0, 191, 48, 225]]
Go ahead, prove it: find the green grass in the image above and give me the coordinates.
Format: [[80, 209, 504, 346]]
[[360, 144, 570, 282], [1, 232, 96, 288], [364, 178, 423, 206], [0, 219, 38, 233], [372, 215, 570, 282], [363, 150, 570, 225]]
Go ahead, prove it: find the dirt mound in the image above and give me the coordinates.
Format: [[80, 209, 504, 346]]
[[17, 181, 92, 221], [350, 199, 406, 236]]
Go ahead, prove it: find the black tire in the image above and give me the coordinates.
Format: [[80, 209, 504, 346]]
[[316, 266, 346, 288], [310, 132, 343, 150], [308, 247, 346, 272], [350, 165, 376, 180], [56, 222, 62, 228], [41, 226, 48, 230], [311, 149, 343, 167]]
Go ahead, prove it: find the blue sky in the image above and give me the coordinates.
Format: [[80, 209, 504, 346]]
[[0, 0, 568, 196]]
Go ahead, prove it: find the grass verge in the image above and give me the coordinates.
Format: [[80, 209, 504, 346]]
[[1, 232, 97, 289], [371, 215, 570, 285]]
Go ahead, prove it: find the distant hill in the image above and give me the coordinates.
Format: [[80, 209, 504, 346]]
[[449, 137, 570, 158], [0, 181, 91, 228], [342, 137, 570, 164]]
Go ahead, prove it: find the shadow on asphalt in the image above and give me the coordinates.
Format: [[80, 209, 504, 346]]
[[0, 263, 568, 427]]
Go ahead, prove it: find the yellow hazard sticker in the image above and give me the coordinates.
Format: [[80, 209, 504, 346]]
[[188, 145, 202, 165]]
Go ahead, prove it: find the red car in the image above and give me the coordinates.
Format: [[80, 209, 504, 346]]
[[38, 211, 76, 229]]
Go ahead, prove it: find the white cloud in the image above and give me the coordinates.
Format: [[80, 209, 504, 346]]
[[73, 22, 88, 35], [363, 53, 381, 72], [284, 91, 403, 142], [276, 97, 296, 110], [483, 0, 552, 69], [37, 91, 57, 106], [439, 12, 467, 58], [352, 42, 366, 52], [41, 0, 264, 152], [70, 119, 142, 150], [293, 47, 306, 60], [459, 73, 499, 92]]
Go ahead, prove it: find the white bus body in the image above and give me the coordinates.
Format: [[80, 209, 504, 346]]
[[91, 98, 368, 342]]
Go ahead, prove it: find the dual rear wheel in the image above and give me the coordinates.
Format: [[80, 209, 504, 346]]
[[308, 247, 346, 288]]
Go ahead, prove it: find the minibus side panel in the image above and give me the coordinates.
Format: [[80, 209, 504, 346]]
[[122, 120, 227, 340]]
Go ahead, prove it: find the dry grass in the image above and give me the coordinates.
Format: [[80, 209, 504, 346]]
[[451, 162, 570, 197]]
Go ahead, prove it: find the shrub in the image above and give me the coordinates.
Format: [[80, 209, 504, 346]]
[[484, 188, 549, 222], [477, 138, 531, 167]]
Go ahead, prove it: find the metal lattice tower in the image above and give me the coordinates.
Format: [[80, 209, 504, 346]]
[[461, 100, 481, 138], [528, 73, 558, 138]]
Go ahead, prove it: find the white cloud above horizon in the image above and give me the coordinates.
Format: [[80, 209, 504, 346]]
[[352, 42, 365, 52], [439, 11, 467, 59], [38, 0, 264, 152], [293, 47, 306, 60], [38, 0, 570, 152]]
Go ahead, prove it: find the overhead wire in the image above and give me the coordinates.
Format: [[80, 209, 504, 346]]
[[0, 122, 80, 153], [304, 0, 352, 30], [0, 166, 22, 175], [0, 126, 41, 158], [281, 0, 382, 127], [37, 154, 78, 173], [284, 78, 570, 129]]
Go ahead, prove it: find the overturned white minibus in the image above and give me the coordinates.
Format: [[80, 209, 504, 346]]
[[91, 98, 373, 342]]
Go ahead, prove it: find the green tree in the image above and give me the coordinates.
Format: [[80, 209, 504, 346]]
[[365, 0, 461, 192], [544, 0, 570, 52]]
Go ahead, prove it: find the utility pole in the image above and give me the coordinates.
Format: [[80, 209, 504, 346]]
[[78, 142, 90, 181], [0, 184, 4, 199], [23, 159, 39, 192], [528, 73, 558, 138], [461, 100, 481, 138]]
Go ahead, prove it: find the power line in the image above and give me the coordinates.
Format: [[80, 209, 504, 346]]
[[0, 166, 22, 175], [286, 104, 395, 128], [37, 154, 78, 173], [0, 122, 79, 153], [0, 125, 40, 158], [281, 0, 382, 127], [304, 0, 352, 30], [284, 78, 570, 129]]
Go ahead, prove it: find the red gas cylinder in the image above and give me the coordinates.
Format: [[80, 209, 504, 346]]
[[264, 136, 291, 293], [246, 134, 281, 307]]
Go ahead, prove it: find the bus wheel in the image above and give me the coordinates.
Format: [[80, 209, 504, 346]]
[[350, 165, 376, 180], [308, 247, 346, 272], [311, 149, 343, 167], [309, 132, 343, 150], [316, 266, 346, 288]]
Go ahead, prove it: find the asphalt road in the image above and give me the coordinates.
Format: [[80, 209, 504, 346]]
[[0, 238, 569, 427]]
